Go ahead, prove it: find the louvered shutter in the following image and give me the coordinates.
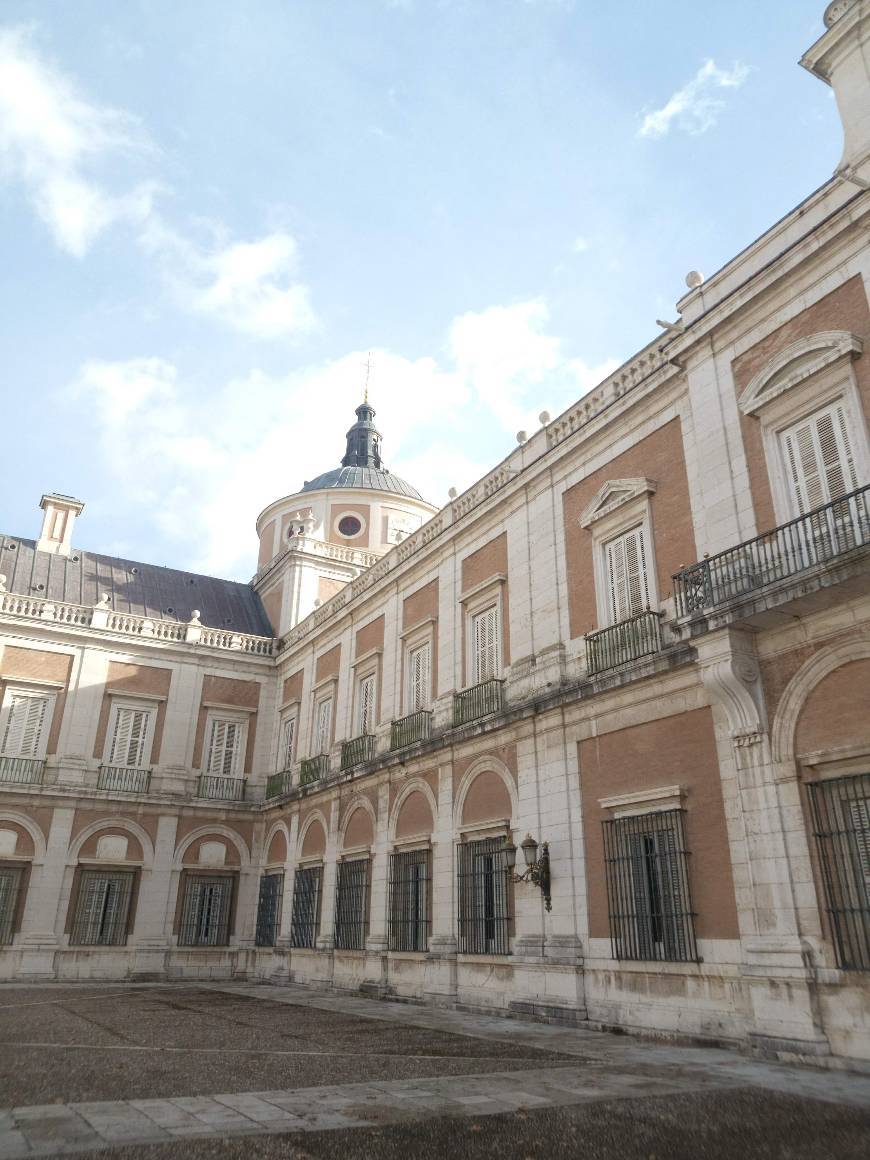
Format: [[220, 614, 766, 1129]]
[[207, 719, 241, 777], [782, 401, 859, 516], [358, 674, 375, 734], [2, 694, 49, 757], [473, 606, 500, 684], [281, 717, 296, 771], [409, 642, 431, 712], [315, 699, 332, 755], [109, 707, 150, 768], [848, 799, 870, 897], [0, 867, 22, 944], [605, 528, 650, 624]]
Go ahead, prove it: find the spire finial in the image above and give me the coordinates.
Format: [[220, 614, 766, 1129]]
[[362, 350, 374, 404]]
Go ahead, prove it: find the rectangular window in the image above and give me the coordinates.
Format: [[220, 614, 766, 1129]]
[[388, 848, 431, 952], [457, 836, 511, 955], [407, 642, 431, 713], [280, 717, 296, 771], [604, 526, 651, 625], [781, 400, 859, 516], [357, 673, 376, 735], [0, 866, 24, 945], [206, 719, 243, 778], [472, 605, 500, 685], [178, 875, 234, 946], [314, 697, 332, 755], [70, 869, 135, 946], [602, 809, 698, 963], [108, 705, 151, 769], [290, 865, 322, 949], [1, 692, 51, 758], [807, 772, 870, 971], [255, 872, 284, 947], [334, 858, 369, 951]]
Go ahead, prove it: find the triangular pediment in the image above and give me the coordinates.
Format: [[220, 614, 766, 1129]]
[[580, 477, 657, 529]]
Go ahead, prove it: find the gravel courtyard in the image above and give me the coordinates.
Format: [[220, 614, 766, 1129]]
[[0, 982, 867, 1159]]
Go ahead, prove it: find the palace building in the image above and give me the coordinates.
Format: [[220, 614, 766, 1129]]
[[1, 1, 869, 1067]]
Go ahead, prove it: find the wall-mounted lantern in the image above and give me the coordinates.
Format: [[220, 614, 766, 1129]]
[[505, 834, 551, 912]]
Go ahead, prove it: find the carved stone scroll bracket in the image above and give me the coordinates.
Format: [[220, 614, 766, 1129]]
[[697, 628, 769, 742]]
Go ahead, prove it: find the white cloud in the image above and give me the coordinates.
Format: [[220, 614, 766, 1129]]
[[639, 59, 750, 140], [0, 25, 155, 255], [70, 301, 619, 578], [571, 235, 589, 253], [0, 25, 317, 338]]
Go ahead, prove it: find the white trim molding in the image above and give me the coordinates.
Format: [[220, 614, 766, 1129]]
[[738, 330, 863, 416], [579, 477, 658, 529]]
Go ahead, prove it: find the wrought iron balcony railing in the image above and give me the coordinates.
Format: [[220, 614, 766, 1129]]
[[453, 678, 504, 727], [585, 610, 663, 676], [266, 769, 294, 799], [97, 765, 151, 793], [300, 754, 329, 786], [196, 774, 247, 801], [0, 755, 46, 785], [340, 734, 376, 770], [674, 484, 870, 618], [390, 710, 432, 750]]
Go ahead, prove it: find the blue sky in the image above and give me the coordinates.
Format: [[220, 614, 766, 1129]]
[[0, 0, 839, 580]]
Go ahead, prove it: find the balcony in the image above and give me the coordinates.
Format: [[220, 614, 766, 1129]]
[[453, 679, 504, 727], [0, 755, 45, 786], [390, 710, 432, 750], [673, 485, 870, 619], [340, 734, 376, 770], [300, 754, 329, 786], [266, 769, 294, 799], [585, 610, 663, 676], [196, 774, 247, 802], [98, 765, 151, 793]]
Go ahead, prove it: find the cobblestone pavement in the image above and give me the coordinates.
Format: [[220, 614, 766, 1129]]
[[0, 982, 867, 1159]]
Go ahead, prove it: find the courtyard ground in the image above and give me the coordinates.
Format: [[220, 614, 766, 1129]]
[[0, 982, 867, 1159]]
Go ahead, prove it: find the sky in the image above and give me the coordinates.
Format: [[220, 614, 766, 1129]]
[[0, 0, 841, 581]]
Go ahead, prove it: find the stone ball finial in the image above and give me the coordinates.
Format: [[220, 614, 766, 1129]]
[[685, 270, 705, 289], [539, 410, 551, 425], [189, 609, 202, 625], [95, 592, 111, 609], [448, 487, 458, 500], [516, 430, 528, 445]]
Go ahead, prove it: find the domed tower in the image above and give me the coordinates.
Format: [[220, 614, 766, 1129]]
[[253, 400, 438, 633]]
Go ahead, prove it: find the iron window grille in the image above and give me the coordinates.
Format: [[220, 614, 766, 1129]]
[[602, 809, 699, 963], [807, 772, 870, 971], [70, 869, 135, 946], [388, 848, 431, 952], [290, 865, 323, 949], [0, 866, 24, 945], [457, 836, 512, 955], [255, 872, 284, 947], [334, 858, 370, 951], [178, 874, 234, 947]]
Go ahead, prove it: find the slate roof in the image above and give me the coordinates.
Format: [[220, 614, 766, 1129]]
[[301, 465, 427, 501], [0, 534, 273, 637]]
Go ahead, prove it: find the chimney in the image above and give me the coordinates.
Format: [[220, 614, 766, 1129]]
[[37, 494, 85, 557], [801, 2, 870, 185]]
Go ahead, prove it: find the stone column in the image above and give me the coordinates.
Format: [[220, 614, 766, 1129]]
[[696, 627, 830, 1056], [425, 761, 457, 1002], [131, 813, 179, 978], [17, 806, 76, 977]]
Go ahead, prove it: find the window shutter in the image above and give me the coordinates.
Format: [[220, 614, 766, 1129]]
[[2, 694, 49, 757], [281, 717, 296, 771], [358, 675, 375, 735], [473, 606, 500, 684], [207, 720, 241, 777], [0, 867, 22, 944], [848, 799, 870, 893], [109, 707, 149, 768], [606, 528, 650, 624], [782, 401, 860, 515], [315, 699, 332, 755], [409, 642, 431, 712]]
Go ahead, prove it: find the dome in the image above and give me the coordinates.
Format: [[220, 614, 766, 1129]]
[[299, 400, 430, 503], [301, 465, 427, 501]]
